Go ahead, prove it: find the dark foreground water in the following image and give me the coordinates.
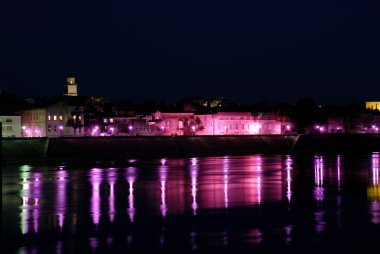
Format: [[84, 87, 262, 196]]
[[2, 153, 380, 253]]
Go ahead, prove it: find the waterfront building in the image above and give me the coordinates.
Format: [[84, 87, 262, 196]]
[[0, 115, 22, 137], [21, 108, 47, 137], [366, 101, 380, 111]]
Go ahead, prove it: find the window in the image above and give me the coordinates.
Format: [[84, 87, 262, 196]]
[[53, 115, 57, 121], [54, 125, 57, 131], [48, 115, 51, 120], [79, 116, 81, 120], [73, 115, 76, 120], [6, 126, 12, 131], [59, 115, 63, 120], [48, 125, 51, 132], [104, 119, 108, 123], [110, 118, 114, 123]]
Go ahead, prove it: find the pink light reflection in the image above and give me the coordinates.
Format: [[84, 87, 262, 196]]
[[314, 155, 324, 201], [89, 168, 102, 228], [223, 157, 229, 208], [337, 155, 341, 190], [159, 165, 168, 218], [285, 155, 292, 203], [190, 159, 198, 215], [126, 167, 137, 223], [107, 169, 117, 223]]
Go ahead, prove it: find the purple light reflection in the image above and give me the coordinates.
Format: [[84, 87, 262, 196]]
[[337, 155, 341, 190], [107, 169, 117, 223], [126, 167, 137, 223], [159, 165, 168, 218], [314, 155, 324, 202], [223, 156, 229, 208], [285, 155, 292, 203], [190, 158, 198, 215], [89, 168, 102, 228]]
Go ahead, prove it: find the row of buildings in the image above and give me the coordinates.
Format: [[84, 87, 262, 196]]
[[1, 77, 379, 138]]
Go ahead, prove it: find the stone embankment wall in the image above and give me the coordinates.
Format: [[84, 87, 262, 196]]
[[2, 134, 379, 163]]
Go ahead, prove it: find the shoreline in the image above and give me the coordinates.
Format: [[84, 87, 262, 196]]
[[2, 134, 380, 164]]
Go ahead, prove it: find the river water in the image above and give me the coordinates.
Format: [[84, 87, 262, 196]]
[[2, 153, 380, 253]]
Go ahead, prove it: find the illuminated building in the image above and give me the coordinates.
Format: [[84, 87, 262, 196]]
[[0, 115, 21, 137], [366, 101, 380, 111], [21, 108, 46, 137], [64, 77, 78, 97]]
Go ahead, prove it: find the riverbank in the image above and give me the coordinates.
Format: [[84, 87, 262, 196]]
[[2, 134, 379, 164]]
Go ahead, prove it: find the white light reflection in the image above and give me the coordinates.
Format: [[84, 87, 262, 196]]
[[90, 168, 102, 228], [159, 165, 168, 218], [223, 156, 229, 208], [20, 166, 31, 235], [56, 170, 67, 231], [126, 167, 137, 223], [190, 158, 198, 215], [107, 169, 117, 223]]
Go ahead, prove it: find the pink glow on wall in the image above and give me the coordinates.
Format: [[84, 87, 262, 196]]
[[90, 168, 102, 228], [126, 167, 136, 223], [56, 170, 67, 231], [249, 123, 261, 134], [159, 165, 168, 218]]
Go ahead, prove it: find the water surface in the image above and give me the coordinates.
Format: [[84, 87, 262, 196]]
[[2, 153, 380, 253]]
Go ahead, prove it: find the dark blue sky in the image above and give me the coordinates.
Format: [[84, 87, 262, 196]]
[[1, 0, 379, 104]]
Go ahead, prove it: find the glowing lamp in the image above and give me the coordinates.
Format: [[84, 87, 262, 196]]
[[22, 126, 26, 130], [128, 126, 133, 130], [286, 125, 291, 130], [191, 125, 195, 131], [59, 126, 63, 130], [161, 126, 165, 130]]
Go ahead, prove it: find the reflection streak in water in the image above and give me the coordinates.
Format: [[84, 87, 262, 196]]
[[56, 170, 67, 231], [190, 158, 198, 215], [107, 168, 117, 223], [159, 165, 168, 218], [90, 168, 102, 228], [285, 155, 292, 203], [126, 167, 136, 223]]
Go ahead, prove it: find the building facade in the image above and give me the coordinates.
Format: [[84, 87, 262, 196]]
[[0, 115, 21, 137], [21, 108, 47, 137]]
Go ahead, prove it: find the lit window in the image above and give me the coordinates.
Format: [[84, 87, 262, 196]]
[[104, 119, 108, 123], [59, 115, 63, 120], [73, 115, 76, 120], [110, 118, 114, 123], [79, 116, 81, 120], [54, 115, 57, 121], [48, 115, 51, 120]]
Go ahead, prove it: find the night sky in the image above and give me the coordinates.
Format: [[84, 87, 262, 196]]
[[1, 0, 380, 104]]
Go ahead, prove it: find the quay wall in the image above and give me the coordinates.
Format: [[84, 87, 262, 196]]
[[2, 134, 380, 163]]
